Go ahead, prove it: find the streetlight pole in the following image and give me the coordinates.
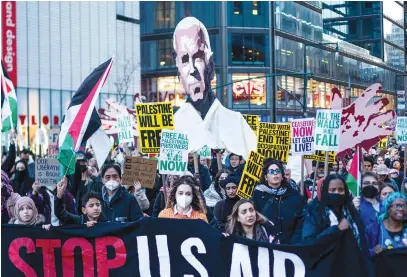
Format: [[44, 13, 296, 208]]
[[303, 42, 339, 117]]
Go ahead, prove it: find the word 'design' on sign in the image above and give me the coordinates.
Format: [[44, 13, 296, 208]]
[[396, 117, 407, 144], [257, 123, 291, 163], [135, 102, 174, 154], [159, 130, 189, 175], [237, 151, 264, 199], [314, 110, 341, 152], [291, 118, 315, 156]]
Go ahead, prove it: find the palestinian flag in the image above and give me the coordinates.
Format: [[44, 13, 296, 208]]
[[58, 57, 114, 174], [1, 62, 17, 132], [346, 148, 361, 196]]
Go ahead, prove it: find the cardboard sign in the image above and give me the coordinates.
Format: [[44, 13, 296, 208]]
[[199, 145, 212, 159], [135, 102, 174, 154], [117, 115, 134, 144], [122, 156, 158, 189], [47, 128, 59, 158], [35, 158, 60, 189], [237, 151, 264, 199], [304, 151, 336, 163], [314, 110, 341, 151], [243, 114, 259, 134], [257, 123, 291, 163], [159, 130, 188, 175], [396, 117, 407, 144], [291, 118, 315, 156]]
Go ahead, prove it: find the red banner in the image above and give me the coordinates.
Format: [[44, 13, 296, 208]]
[[2, 1, 17, 86]]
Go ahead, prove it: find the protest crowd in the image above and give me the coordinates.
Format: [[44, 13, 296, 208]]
[[1, 16, 407, 277]]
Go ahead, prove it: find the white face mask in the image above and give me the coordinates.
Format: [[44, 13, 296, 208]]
[[176, 195, 193, 209], [105, 180, 120, 191]]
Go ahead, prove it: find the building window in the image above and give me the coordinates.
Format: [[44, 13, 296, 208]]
[[231, 34, 266, 65], [232, 73, 266, 107], [252, 1, 259, 15], [233, 1, 242, 15], [155, 2, 175, 29], [157, 39, 174, 68], [116, 1, 125, 16]]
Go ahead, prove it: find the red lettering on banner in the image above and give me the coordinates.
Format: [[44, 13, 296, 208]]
[[2, 1, 17, 86], [36, 239, 61, 277], [96, 236, 127, 277], [61, 238, 95, 277], [8, 238, 37, 277]]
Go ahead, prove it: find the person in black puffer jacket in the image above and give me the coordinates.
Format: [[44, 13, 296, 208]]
[[251, 159, 305, 244]]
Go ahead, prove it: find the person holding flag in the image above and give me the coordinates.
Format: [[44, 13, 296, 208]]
[[1, 61, 17, 133]]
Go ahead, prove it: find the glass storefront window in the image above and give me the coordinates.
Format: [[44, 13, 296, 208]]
[[232, 73, 266, 107], [155, 1, 175, 30]]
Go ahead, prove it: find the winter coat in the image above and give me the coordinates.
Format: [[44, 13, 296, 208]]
[[73, 179, 103, 213], [188, 163, 212, 192], [359, 197, 381, 228], [251, 184, 305, 244], [28, 188, 51, 224], [213, 196, 240, 232], [9, 213, 46, 226], [55, 196, 107, 225], [11, 175, 34, 197], [152, 191, 166, 218], [1, 143, 16, 176], [101, 186, 143, 222]]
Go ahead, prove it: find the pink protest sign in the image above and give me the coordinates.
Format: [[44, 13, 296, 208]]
[[291, 118, 315, 156]]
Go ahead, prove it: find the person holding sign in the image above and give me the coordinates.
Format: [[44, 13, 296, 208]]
[[213, 173, 240, 232], [225, 199, 277, 243], [251, 159, 305, 244], [158, 176, 208, 222]]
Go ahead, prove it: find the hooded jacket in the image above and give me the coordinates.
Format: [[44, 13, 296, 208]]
[[251, 184, 305, 244], [101, 186, 143, 222]]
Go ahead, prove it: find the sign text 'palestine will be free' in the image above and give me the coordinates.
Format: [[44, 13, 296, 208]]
[[237, 151, 264, 199], [135, 102, 174, 154], [257, 123, 291, 163], [314, 110, 341, 151]]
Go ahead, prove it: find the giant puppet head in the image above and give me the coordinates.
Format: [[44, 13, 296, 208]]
[[173, 17, 215, 118]]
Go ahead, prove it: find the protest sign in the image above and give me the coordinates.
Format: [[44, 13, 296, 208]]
[[396, 117, 407, 144], [257, 122, 291, 163], [135, 102, 174, 154], [122, 156, 158, 189], [199, 145, 212, 159], [47, 128, 59, 158], [304, 150, 336, 163], [243, 114, 259, 134], [314, 110, 341, 151], [237, 151, 264, 199], [291, 118, 315, 156], [35, 158, 60, 189], [117, 115, 134, 144], [2, 220, 388, 277], [159, 130, 188, 175], [377, 137, 388, 149]]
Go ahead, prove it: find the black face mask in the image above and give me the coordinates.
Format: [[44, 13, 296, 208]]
[[362, 185, 378, 199], [15, 170, 26, 181], [327, 193, 346, 207], [79, 165, 87, 173]]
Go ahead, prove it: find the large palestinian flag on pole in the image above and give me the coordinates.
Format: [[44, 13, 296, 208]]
[[1, 61, 17, 133], [58, 57, 114, 175]]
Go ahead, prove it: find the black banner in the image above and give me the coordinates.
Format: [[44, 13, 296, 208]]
[[1, 218, 404, 277]]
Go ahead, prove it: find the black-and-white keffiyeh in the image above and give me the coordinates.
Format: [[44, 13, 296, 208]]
[[255, 184, 287, 196], [203, 183, 225, 207]]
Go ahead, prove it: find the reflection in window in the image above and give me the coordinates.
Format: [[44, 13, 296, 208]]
[[231, 34, 265, 65], [232, 73, 266, 107], [116, 1, 125, 16], [234, 1, 242, 15], [252, 1, 259, 15], [155, 2, 175, 29], [157, 39, 175, 68], [383, 1, 403, 25], [383, 19, 404, 48]]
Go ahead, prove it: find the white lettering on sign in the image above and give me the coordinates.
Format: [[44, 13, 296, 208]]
[[232, 79, 264, 97]]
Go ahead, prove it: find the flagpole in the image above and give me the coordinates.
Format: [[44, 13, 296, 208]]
[[300, 155, 305, 195], [357, 146, 361, 197], [64, 148, 76, 176], [324, 151, 329, 177]]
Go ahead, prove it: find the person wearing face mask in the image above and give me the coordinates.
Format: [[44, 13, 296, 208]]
[[224, 199, 277, 243], [11, 160, 34, 196], [365, 193, 407, 256], [302, 175, 367, 247], [213, 173, 240, 232], [203, 168, 230, 213], [100, 164, 143, 222], [251, 159, 305, 244], [158, 176, 208, 222], [352, 172, 381, 228]]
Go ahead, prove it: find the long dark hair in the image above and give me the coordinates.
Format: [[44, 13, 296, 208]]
[[166, 176, 206, 213], [225, 199, 267, 235], [260, 159, 288, 187]]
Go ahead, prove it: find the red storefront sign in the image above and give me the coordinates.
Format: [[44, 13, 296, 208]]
[[2, 1, 17, 86]]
